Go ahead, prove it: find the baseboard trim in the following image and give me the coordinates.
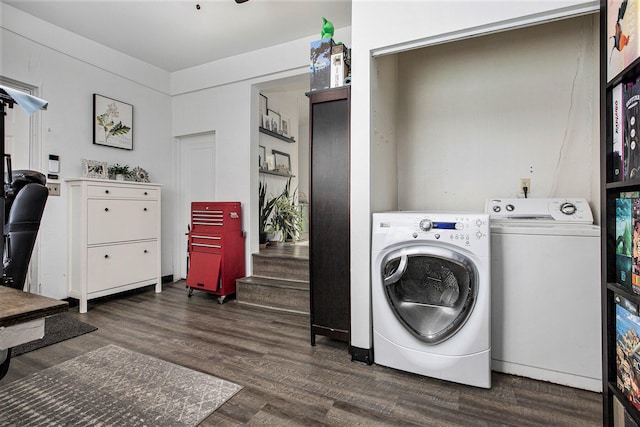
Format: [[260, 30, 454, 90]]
[[162, 274, 173, 283], [351, 346, 373, 365]]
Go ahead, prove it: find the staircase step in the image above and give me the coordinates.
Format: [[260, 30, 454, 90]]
[[236, 276, 309, 314], [252, 251, 309, 282]]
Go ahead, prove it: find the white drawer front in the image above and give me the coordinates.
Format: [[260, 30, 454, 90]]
[[87, 184, 159, 200], [87, 241, 157, 293], [88, 199, 158, 244]]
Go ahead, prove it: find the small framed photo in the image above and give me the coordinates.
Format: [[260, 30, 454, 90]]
[[272, 150, 291, 173], [262, 114, 272, 131], [281, 115, 291, 138], [259, 145, 266, 169], [268, 109, 281, 134], [93, 94, 133, 150], [259, 94, 268, 125], [82, 159, 108, 179]]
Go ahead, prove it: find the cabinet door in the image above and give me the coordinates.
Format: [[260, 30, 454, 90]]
[[88, 199, 158, 244], [309, 88, 350, 339], [87, 241, 157, 292]]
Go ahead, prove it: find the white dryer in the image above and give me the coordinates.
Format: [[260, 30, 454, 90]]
[[372, 212, 491, 389], [485, 198, 602, 392]]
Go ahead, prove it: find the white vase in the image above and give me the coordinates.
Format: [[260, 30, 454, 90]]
[[116, 174, 125, 181]]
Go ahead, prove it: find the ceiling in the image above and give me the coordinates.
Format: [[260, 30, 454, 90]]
[[3, 0, 352, 72]]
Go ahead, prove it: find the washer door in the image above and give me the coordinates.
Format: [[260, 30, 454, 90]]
[[380, 246, 478, 344]]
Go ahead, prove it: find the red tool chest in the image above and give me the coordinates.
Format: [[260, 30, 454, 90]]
[[186, 202, 245, 303]]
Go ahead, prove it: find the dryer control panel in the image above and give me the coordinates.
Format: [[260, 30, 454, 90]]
[[372, 212, 490, 256], [485, 198, 594, 224]]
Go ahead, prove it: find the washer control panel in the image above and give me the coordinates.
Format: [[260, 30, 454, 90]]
[[485, 198, 594, 224]]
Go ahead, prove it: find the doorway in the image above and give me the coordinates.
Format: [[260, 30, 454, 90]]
[[176, 132, 216, 280], [0, 77, 41, 292]]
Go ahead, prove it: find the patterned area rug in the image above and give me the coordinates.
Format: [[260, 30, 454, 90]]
[[0, 344, 242, 426], [12, 313, 97, 356]]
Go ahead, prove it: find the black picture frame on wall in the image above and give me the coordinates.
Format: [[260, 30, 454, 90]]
[[93, 94, 133, 150], [272, 149, 290, 173], [259, 94, 268, 124]]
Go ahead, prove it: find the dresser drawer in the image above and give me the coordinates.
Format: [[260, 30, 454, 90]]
[[87, 241, 157, 293], [87, 184, 159, 200], [88, 199, 158, 244]]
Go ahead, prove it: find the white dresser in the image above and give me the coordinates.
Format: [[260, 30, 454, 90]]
[[66, 178, 162, 313]]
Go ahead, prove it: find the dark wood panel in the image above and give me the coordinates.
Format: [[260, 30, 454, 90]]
[[308, 87, 351, 343], [3, 282, 602, 426]]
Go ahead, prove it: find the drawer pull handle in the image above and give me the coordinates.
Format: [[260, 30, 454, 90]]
[[104, 208, 109, 212], [104, 254, 109, 259], [105, 190, 109, 194], [144, 207, 147, 211], [144, 249, 148, 253], [144, 191, 148, 195]]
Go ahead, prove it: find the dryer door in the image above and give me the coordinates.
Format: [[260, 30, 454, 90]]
[[380, 246, 478, 344]]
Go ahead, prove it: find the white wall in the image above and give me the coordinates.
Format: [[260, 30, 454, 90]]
[[395, 14, 599, 213], [350, 0, 599, 350], [1, 4, 173, 299]]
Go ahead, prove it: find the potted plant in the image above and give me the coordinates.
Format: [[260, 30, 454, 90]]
[[269, 178, 304, 243], [108, 163, 130, 180], [258, 181, 278, 247]]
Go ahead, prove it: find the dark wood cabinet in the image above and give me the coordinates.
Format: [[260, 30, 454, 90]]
[[307, 86, 350, 345]]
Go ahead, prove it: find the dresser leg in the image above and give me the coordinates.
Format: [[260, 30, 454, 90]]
[[79, 298, 87, 314]]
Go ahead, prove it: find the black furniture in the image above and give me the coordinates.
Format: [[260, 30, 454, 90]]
[[307, 86, 350, 345]]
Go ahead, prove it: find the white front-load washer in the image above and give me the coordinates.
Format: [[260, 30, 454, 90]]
[[485, 198, 602, 392], [372, 212, 491, 389]]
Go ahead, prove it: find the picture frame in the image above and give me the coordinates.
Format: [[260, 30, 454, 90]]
[[93, 94, 133, 150], [268, 109, 281, 134], [259, 94, 268, 126], [262, 114, 272, 131], [81, 159, 108, 179], [281, 115, 291, 138], [272, 150, 291, 173], [259, 145, 266, 169]]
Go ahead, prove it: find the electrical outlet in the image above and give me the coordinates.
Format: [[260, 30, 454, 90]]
[[520, 178, 531, 193], [47, 182, 60, 196]]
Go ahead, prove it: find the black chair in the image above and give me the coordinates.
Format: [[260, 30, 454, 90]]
[[3, 170, 49, 290], [0, 170, 48, 380]]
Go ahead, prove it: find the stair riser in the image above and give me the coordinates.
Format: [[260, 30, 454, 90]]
[[252, 256, 309, 281], [237, 281, 309, 314]]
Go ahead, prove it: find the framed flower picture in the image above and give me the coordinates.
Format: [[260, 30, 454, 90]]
[[93, 94, 133, 150]]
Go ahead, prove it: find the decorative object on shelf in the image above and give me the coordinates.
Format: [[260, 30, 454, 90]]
[[131, 166, 150, 183], [107, 163, 130, 181], [266, 154, 275, 171], [281, 115, 291, 138], [81, 159, 108, 179], [259, 145, 266, 170], [320, 17, 334, 39], [259, 94, 268, 125], [272, 150, 291, 174], [93, 94, 133, 150], [268, 109, 281, 134], [262, 114, 272, 131]]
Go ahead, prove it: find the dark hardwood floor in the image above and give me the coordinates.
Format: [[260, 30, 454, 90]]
[[3, 282, 602, 426]]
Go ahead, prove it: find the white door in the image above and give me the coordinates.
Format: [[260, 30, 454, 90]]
[[177, 133, 216, 279]]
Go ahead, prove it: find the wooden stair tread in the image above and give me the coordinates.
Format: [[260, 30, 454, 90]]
[[237, 275, 309, 290]]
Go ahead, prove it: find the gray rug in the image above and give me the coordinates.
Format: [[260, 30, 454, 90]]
[[12, 313, 98, 356], [0, 344, 242, 426]]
